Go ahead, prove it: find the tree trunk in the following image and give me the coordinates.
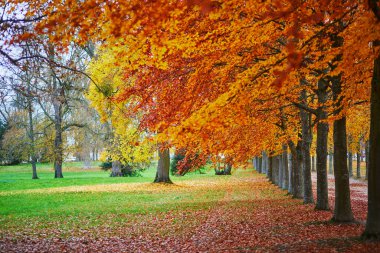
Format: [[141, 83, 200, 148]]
[[315, 78, 329, 210], [300, 90, 314, 204], [331, 76, 354, 222], [279, 154, 284, 188], [363, 54, 380, 239], [258, 157, 262, 173], [288, 151, 293, 195], [329, 152, 334, 175], [365, 141, 369, 180], [272, 156, 279, 185], [288, 140, 303, 199], [262, 151, 268, 174], [357, 152, 361, 178], [154, 147, 172, 183], [311, 156, 315, 172], [282, 144, 289, 190], [110, 160, 123, 177], [53, 101, 64, 178], [225, 163, 232, 175], [348, 152, 353, 177], [27, 92, 38, 180], [268, 155, 273, 182]]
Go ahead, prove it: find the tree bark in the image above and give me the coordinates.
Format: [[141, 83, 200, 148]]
[[268, 155, 273, 182], [110, 160, 123, 177], [315, 78, 329, 210], [331, 76, 354, 222], [348, 152, 353, 177], [365, 141, 369, 180], [288, 140, 303, 199], [53, 100, 64, 178], [282, 144, 289, 190], [225, 163, 232, 175], [258, 157, 262, 173], [279, 154, 284, 188], [27, 89, 38, 180], [357, 152, 361, 178], [300, 90, 314, 204], [154, 147, 172, 183], [262, 151, 268, 174], [363, 54, 380, 239], [288, 151, 293, 195], [329, 152, 334, 175]]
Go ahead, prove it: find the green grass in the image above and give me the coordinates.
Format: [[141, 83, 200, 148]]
[[0, 161, 236, 238]]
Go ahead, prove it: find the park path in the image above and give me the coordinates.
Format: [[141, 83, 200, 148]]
[[311, 172, 368, 222]]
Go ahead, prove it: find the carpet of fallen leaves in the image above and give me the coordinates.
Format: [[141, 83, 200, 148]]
[[1, 170, 379, 252]]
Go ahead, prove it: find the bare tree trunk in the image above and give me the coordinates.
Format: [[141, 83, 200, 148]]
[[154, 147, 172, 183], [331, 76, 353, 222], [363, 54, 380, 239], [316, 78, 329, 210], [311, 156, 315, 172]]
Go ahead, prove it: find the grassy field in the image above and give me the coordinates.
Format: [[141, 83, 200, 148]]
[[1, 162, 378, 252], [0, 162, 229, 236]]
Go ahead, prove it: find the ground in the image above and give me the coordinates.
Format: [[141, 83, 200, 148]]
[[0, 162, 379, 252]]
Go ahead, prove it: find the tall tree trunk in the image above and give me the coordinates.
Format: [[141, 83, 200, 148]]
[[331, 76, 354, 222], [53, 101, 63, 179], [258, 157, 262, 173], [348, 152, 353, 177], [329, 152, 334, 175], [282, 144, 289, 190], [263, 151, 268, 174], [288, 151, 293, 195], [316, 78, 329, 210], [288, 140, 303, 199], [268, 155, 273, 182], [154, 147, 172, 183], [300, 90, 314, 204], [279, 155, 284, 188], [363, 53, 380, 239], [365, 141, 369, 180], [311, 156, 315, 172], [272, 156, 279, 185], [27, 91, 38, 180], [357, 152, 361, 178]]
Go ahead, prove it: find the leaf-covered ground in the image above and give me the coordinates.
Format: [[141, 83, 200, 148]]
[[1, 168, 379, 252]]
